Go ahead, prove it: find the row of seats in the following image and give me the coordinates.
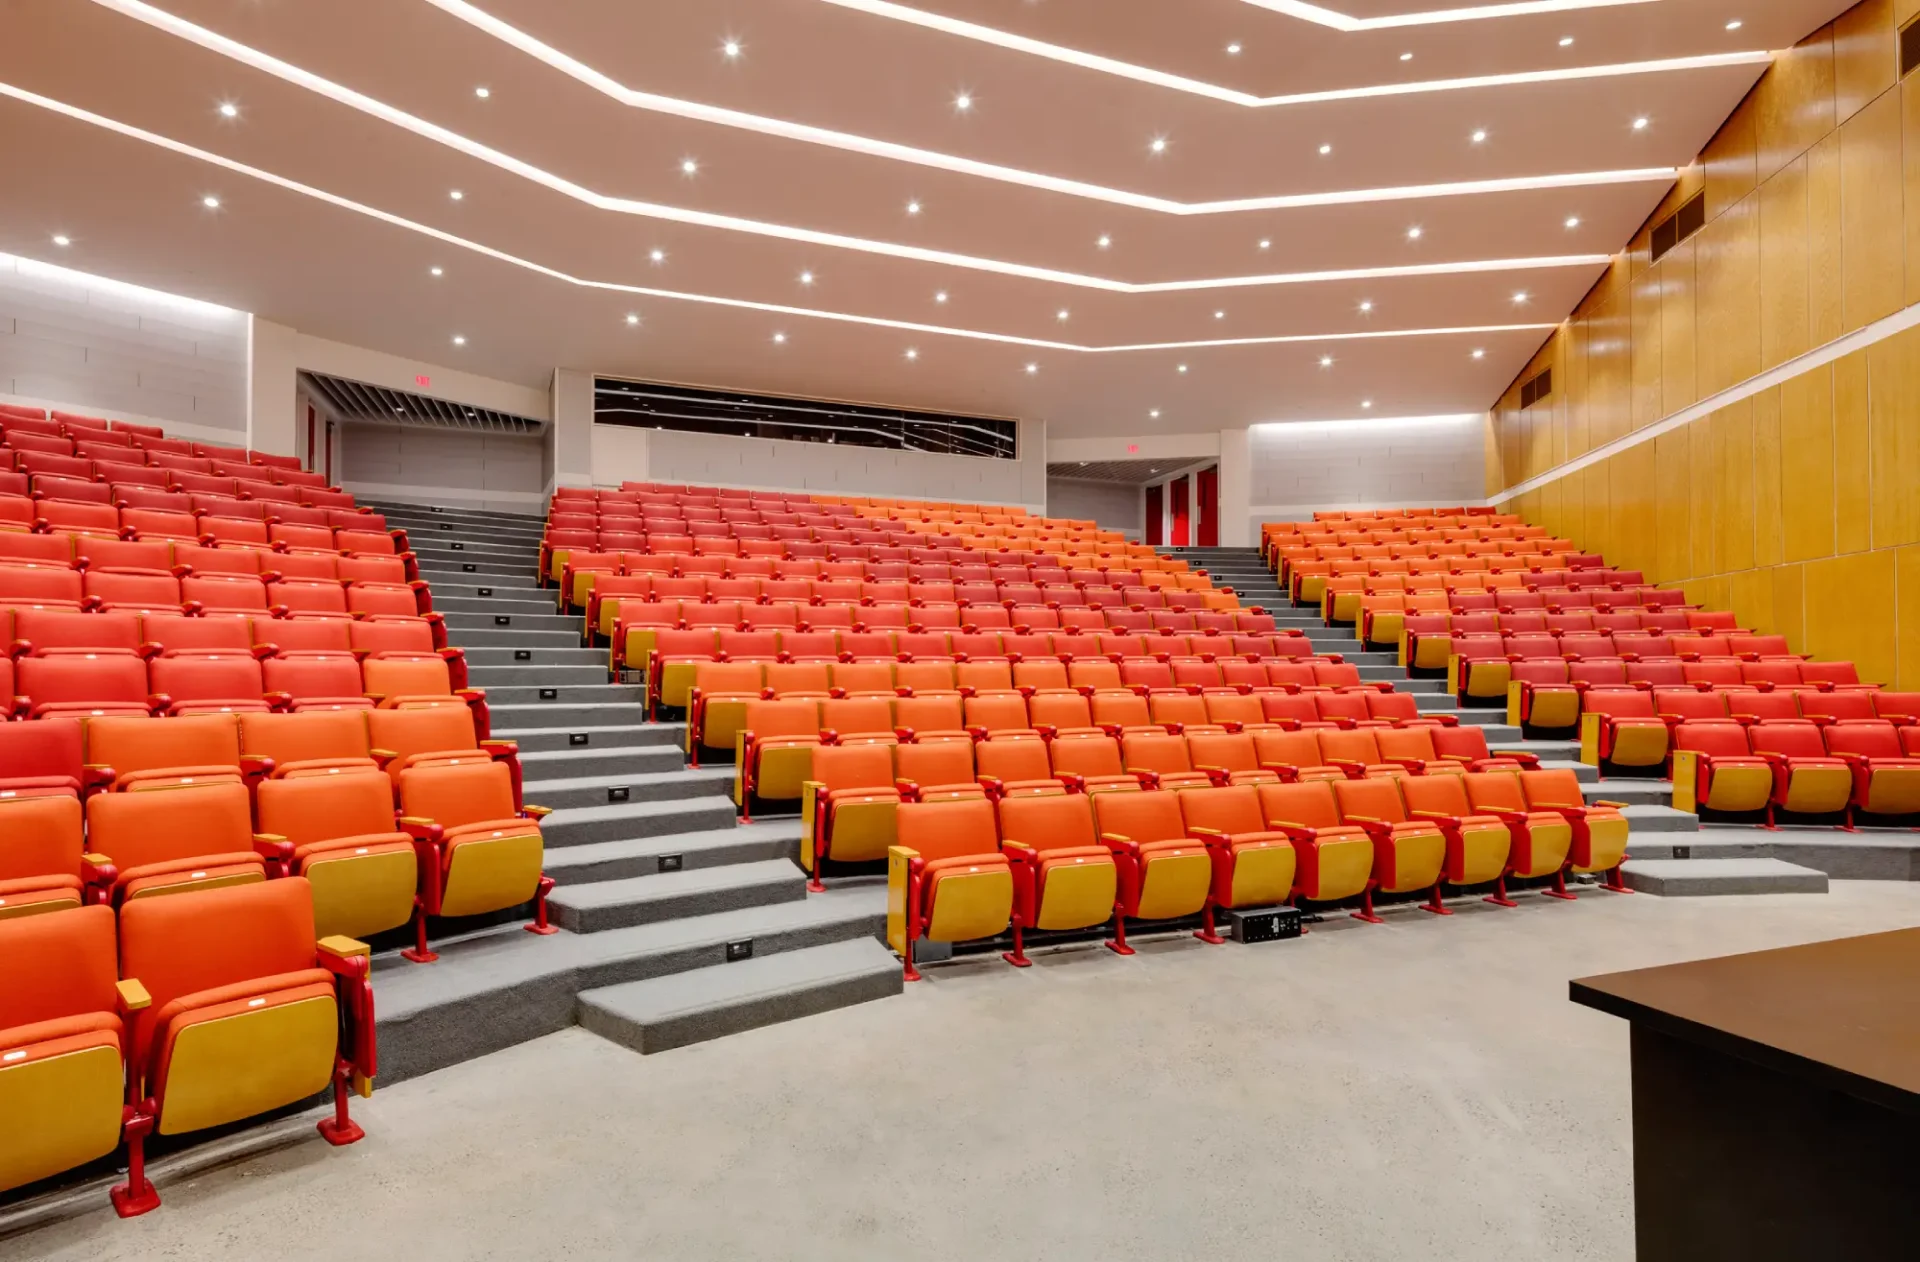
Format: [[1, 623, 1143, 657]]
[[1576, 688, 1920, 769], [885, 770, 1628, 977], [1401, 610, 1737, 666], [3, 606, 455, 667], [567, 569, 1228, 619], [0, 882, 375, 1212], [1448, 635, 1866, 704], [0, 527, 407, 578], [1519, 668, 1886, 735], [1671, 719, 1920, 825], [559, 556, 1215, 606], [0, 567, 431, 621]]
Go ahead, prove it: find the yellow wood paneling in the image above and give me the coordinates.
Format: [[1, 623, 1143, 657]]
[[1609, 440, 1658, 577], [1833, 347, 1874, 554], [1839, 90, 1906, 330], [1688, 418, 1716, 578], [1582, 461, 1611, 557], [1660, 241, 1699, 415], [1654, 428, 1693, 581], [1561, 318, 1589, 460], [1773, 563, 1807, 653], [1867, 322, 1920, 547], [1683, 574, 1733, 616], [1704, 95, 1759, 213], [1833, 0, 1896, 125], [1778, 366, 1837, 562], [1808, 131, 1847, 345], [1804, 550, 1898, 683], [1693, 195, 1762, 396], [1751, 385, 1785, 567], [1728, 567, 1777, 638], [1630, 267, 1664, 429], [1758, 155, 1813, 368], [1897, 545, 1920, 688], [1903, 78, 1920, 306], [1756, 28, 1837, 183], [1585, 296, 1632, 447], [1716, 400, 1757, 574]]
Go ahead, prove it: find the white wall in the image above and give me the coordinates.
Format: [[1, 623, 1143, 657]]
[[1249, 415, 1486, 530], [1045, 477, 1141, 537], [588, 417, 1049, 510], [0, 251, 248, 440], [336, 422, 545, 514]]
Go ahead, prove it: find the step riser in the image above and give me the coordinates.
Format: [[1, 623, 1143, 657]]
[[552, 873, 806, 933], [495, 724, 686, 751], [482, 684, 641, 706], [447, 629, 582, 649], [464, 648, 608, 667], [519, 748, 685, 780], [524, 771, 733, 811], [540, 800, 740, 848], [444, 613, 579, 634], [468, 666, 616, 688], [548, 833, 800, 886]]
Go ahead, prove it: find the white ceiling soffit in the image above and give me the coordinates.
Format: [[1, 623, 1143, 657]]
[[0, 0, 1850, 438]]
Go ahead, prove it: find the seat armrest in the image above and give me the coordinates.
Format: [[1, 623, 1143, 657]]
[[1057, 772, 1087, 793], [1408, 809, 1464, 827], [317, 936, 371, 970], [1592, 800, 1631, 809], [1099, 831, 1139, 856], [116, 978, 151, 1015]]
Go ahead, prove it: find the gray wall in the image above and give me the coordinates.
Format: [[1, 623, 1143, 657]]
[[1046, 476, 1142, 538], [0, 251, 248, 436], [1250, 417, 1484, 526], [337, 422, 546, 514]]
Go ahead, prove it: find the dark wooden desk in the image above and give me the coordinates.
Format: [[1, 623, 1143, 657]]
[[1571, 928, 1920, 1262]]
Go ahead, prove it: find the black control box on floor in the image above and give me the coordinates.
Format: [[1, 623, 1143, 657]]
[[1225, 906, 1301, 944]]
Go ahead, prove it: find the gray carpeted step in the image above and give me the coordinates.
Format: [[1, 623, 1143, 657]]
[[495, 722, 685, 752], [522, 767, 736, 811], [448, 628, 582, 649], [482, 682, 643, 706], [576, 938, 900, 1056], [1620, 804, 1701, 834], [538, 795, 741, 848], [468, 664, 617, 688], [1581, 780, 1673, 807], [491, 701, 659, 727], [546, 823, 802, 885], [464, 646, 607, 667], [547, 859, 808, 932], [1619, 858, 1828, 896], [518, 744, 686, 780], [444, 610, 579, 633], [436, 594, 563, 616]]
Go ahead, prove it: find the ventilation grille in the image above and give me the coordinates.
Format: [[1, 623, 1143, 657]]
[[594, 378, 1018, 460], [1520, 367, 1553, 409], [300, 372, 544, 434], [1650, 191, 1706, 264], [1904, 17, 1920, 78]]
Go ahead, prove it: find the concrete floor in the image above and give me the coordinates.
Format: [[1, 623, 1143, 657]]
[[11, 883, 1920, 1262]]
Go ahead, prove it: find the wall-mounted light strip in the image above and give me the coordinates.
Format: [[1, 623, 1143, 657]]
[[2, 250, 240, 317], [1254, 412, 1483, 431], [0, 80, 1553, 355], [1235, 0, 1665, 32], [810, 0, 1756, 104], [102, 0, 1683, 230]]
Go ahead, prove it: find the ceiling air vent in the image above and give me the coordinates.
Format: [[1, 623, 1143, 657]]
[[1650, 191, 1706, 264], [1902, 17, 1920, 78], [1520, 367, 1553, 409], [299, 372, 544, 434]]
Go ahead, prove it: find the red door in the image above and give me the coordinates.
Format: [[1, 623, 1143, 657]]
[[1170, 476, 1190, 546], [1145, 482, 1164, 545], [1196, 466, 1219, 547]]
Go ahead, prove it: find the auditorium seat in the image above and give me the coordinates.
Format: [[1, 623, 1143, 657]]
[[86, 713, 250, 791], [972, 737, 1063, 800], [1517, 770, 1630, 891], [393, 760, 552, 961], [735, 698, 824, 818], [886, 797, 1014, 980], [1578, 689, 1670, 772], [800, 744, 902, 890], [1460, 772, 1574, 899], [1822, 721, 1920, 823], [0, 793, 89, 916], [86, 780, 268, 904], [255, 770, 419, 939], [997, 792, 1119, 961], [1329, 777, 1448, 919], [1397, 774, 1514, 902], [1746, 720, 1853, 824], [1253, 781, 1374, 912], [1089, 790, 1220, 946], [238, 709, 379, 779]]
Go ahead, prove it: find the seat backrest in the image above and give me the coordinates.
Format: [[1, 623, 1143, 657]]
[[346, 619, 431, 656], [1049, 733, 1124, 778], [262, 652, 366, 701], [1672, 720, 1753, 758], [117, 878, 319, 1062], [1120, 732, 1193, 774], [1185, 731, 1258, 772], [1092, 789, 1188, 843], [1653, 688, 1728, 721], [1823, 720, 1904, 759], [1721, 689, 1800, 722], [973, 736, 1051, 783], [1317, 728, 1382, 765], [150, 652, 264, 702], [398, 759, 517, 828], [1089, 690, 1152, 729], [895, 740, 973, 788], [0, 714, 84, 785], [820, 697, 894, 736], [1026, 691, 1091, 731], [0, 902, 118, 1030], [895, 693, 964, 734], [693, 661, 767, 697], [86, 779, 251, 869], [830, 661, 894, 694], [964, 692, 1031, 733], [1332, 776, 1410, 823], [13, 607, 142, 655], [257, 769, 398, 843], [1255, 780, 1342, 829], [996, 792, 1096, 853], [18, 653, 150, 708], [1517, 768, 1586, 810], [895, 797, 1000, 861], [1583, 689, 1657, 720], [0, 794, 85, 883], [87, 712, 241, 778], [1177, 784, 1265, 835], [1371, 725, 1439, 763], [1147, 692, 1209, 727], [362, 655, 452, 699], [1747, 720, 1828, 758], [1397, 772, 1473, 818], [1800, 691, 1878, 723], [810, 742, 896, 793], [1250, 728, 1328, 770], [239, 709, 373, 765], [1462, 769, 1527, 813], [743, 698, 821, 741]]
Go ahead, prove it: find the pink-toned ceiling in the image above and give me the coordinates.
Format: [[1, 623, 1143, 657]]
[[0, 0, 1853, 436]]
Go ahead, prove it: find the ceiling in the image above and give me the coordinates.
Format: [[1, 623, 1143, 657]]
[[1048, 458, 1200, 485], [0, 0, 1851, 438]]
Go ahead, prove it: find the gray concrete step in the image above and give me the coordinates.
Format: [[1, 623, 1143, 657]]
[[482, 682, 643, 706], [464, 646, 608, 667], [469, 664, 618, 689], [1619, 858, 1828, 896], [546, 823, 801, 885], [523, 767, 735, 811], [518, 744, 686, 781], [445, 610, 578, 634], [576, 938, 900, 1056], [1621, 804, 1701, 834], [1581, 780, 1672, 807], [538, 794, 741, 848], [491, 702, 660, 728], [548, 859, 807, 932], [437, 595, 563, 616], [450, 628, 584, 649], [495, 722, 685, 752]]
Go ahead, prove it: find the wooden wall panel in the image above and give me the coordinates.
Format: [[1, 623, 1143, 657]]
[[1660, 241, 1700, 415], [1751, 385, 1785, 568], [1832, 0, 1896, 125], [1898, 545, 1920, 689], [1694, 195, 1762, 395], [1585, 298, 1632, 447], [1778, 366, 1837, 562], [1839, 90, 1906, 329], [1832, 347, 1873, 553], [1773, 563, 1807, 654], [1716, 400, 1757, 575], [1704, 96, 1759, 213], [1867, 323, 1920, 547], [1610, 441, 1658, 577], [1758, 155, 1813, 368], [1654, 428, 1693, 580], [1804, 550, 1898, 684], [1808, 131, 1847, 344], [1630, 270, 1665, 430], [1755, 29, 1836, 183], [1905, 79, 1920, 305], [1688, 418, 1716, 579]]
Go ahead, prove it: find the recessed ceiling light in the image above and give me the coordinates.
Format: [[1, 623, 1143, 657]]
[[626, 313, 640, 325], [1025, 363, 1038, 374], [217, 102, 238, 118], [1226, 42, 1242, 54], [452, 335, 466, 346], [449, 189, 463, 201], [722, 40, 741, 57], [649, 249, 665, 262], [799, 271, 814, 285], [1149, 137, 1167, 153], [905, 348, 918, 360], [906, 200, 921, 215], [681, 158, 699, 174], [1097, 235, 1111, 248], [430, 265, 443, 276], [1319, 355, 1334, 367], [1057, 309, 1070, 321], [1177, 363, 1189, 373], [1150, 409, 1161, 417], [1559, 36, 1574, 47], [1472, 348, 1486, 359], [51, 234, 70, 246], [1361, 400, 1373, 409], [201, 195, 220, 209], [935, 291, 948, 303], [1725, 20, 1743, 31], [474, 86, 490, 99], [773, 332, 787, 344], [1633, 117, 1649, 130], [955, 93, 972, 111], [1565, 216, 1581, 228], [1359, 300, 1374, 312], [1513, 291, 1530, 303], [1471, 130, 1487, 143], [1407, 226, 1423, 239], [1318, 144, 1332, 155], [1399, 52, 1413, 62]]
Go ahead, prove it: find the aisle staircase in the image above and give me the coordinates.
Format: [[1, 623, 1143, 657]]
[[362, 502, 898, 1082], [1166, 546, 1833, 898]]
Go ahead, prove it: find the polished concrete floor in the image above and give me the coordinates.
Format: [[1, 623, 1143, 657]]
[[12, 882, 1920, 1262]]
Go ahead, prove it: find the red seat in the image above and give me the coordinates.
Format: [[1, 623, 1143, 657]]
[[1747, 720, 1853, 823], [149, 653, 273, 715], [1671, 721, 1772, 817], [1823, 721, 1920, 821], [17, 654, 154, 719]]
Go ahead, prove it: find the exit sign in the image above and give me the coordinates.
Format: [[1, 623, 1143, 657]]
[[415, 374, 431, 388]]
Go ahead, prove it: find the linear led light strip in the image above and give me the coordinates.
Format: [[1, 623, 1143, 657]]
[[810, 0, 1757, 105], [0, 81, 1552, 353], [104, 0, 1683, 224], [1236, 0, 1665, 31]]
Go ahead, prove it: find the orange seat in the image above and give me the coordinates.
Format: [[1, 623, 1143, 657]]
[[394, 760, 552, 961], [1461, 771, 1575, 898], [1519, 768, 1630, 888], [1119, 731, 1215, 790], [801, 743, 903, 889], [998, 792, 1119, 961], [685, 660, 768, 761], [85, 712, 249, 792], [1249, 729, 1344, 782], [972, 736, 1063, 800], [886, 798, 1014, 981], [256, 770, 418, 939], [112, 879, 375, 1214], [735, 698, 823, 818], [1397, 774, 1514, 900], [0, 794, 89, 918], [1253, 781, 1375, 908], [1090, 790, 1219, 946], [261, 652, 375, 713], [361, 654, 489, 738], [366, 706, 523, 811], [1329, 777, 1448, 919], [1177, 784, 1297, 911], [86, 781, 269, 904], [1183, 731, 1280, 786], [238, 709, 379, 780], [1670, 720, 1773, 821], [893, 693, 969, 743], [1048, 732, 1144, 795]]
